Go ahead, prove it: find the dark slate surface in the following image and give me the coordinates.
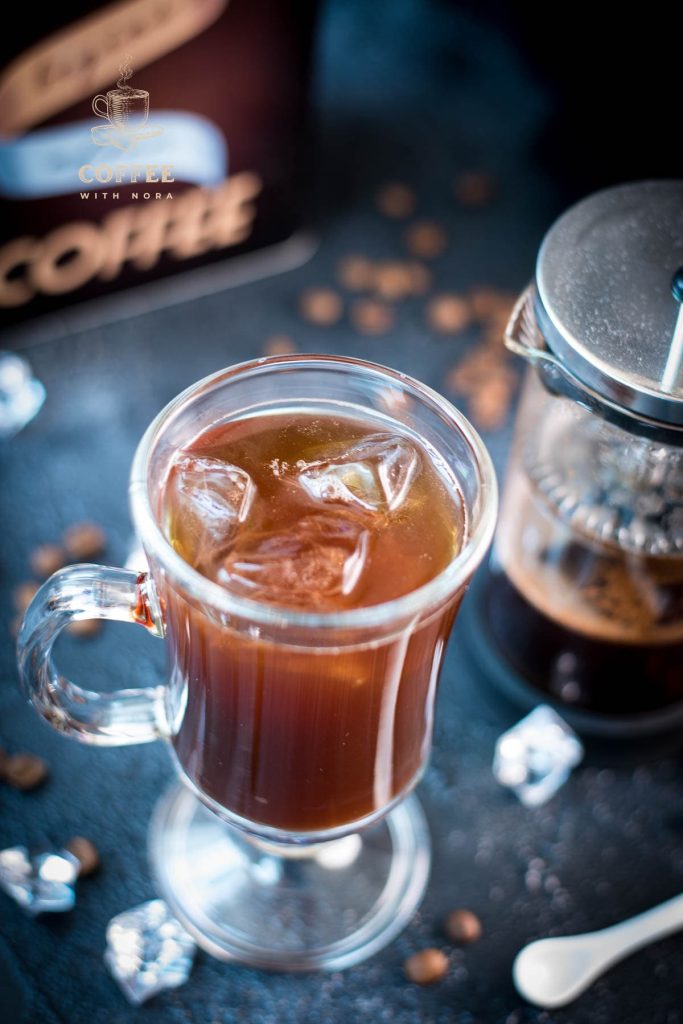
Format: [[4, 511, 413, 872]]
[[1, 2, 682, 1022]]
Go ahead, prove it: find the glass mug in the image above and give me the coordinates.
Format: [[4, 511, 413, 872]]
[[18, 356, 496, 970]]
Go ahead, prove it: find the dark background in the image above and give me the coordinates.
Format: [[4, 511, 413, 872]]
[[1, 1, 682, 1022]]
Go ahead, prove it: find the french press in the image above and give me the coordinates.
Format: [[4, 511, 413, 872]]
[[474, 180, 683, 737]]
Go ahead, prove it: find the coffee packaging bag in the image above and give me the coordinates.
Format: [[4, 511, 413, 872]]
[[0, 0, 318, 330]]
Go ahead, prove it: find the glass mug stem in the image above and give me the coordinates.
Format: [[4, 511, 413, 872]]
[[17, 565, 166, 745]]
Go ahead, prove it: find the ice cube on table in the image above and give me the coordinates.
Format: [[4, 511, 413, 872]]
[[219, 512, 369, 606], [168, 455, 254, 565], [104, 899, 196, 1006], [0, 846, 79, 915], [492, 706, 584, 808], [0, 352, 45, 439], [298, 434, 419, 513]]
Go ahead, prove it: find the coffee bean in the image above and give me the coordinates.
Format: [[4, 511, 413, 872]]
[[404, 948, 449, 984], [13, 581, 39, 612], [5, 753, 48, 791], [263, 335, 297, 356], [426, 294, 472, 334], [376, 182, 416, 219], [454, 172, 496, 207], [406, 262, 432, 295], [337, 256, 376, 292], [30, 544, 65, 579], [0, 748, 8, 779], [470, 288, 516, 323], [299, 288, 343, 327], [471, 381, 512, 431], [446, 344, 516, 396], [68, 618, 102, 639], [481, 322, 509, 348], [444, 908, 483, 944], [349, 299, 394, 335], [404, 221, 447, 259], [65, 836, 100, 877], [445, 360, 487, 394], [374, 262, 415, 301], [63, 522, 106, 561]]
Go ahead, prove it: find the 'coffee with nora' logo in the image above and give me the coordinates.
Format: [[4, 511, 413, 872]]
[[79, 57, 174, 198]]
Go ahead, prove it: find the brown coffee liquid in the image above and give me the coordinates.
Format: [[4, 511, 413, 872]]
[[488, 467, 683, 716], [160, 410, 466, 831]]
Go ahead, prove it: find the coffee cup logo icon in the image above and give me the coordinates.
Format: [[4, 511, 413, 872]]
[[91, 57, 162, 151], [93, 88, 150, 130]]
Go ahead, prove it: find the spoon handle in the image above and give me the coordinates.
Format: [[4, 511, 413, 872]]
[[598, 892, 683, 959]]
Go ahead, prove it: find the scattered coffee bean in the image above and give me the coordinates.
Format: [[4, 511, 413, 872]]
[[446, 344, 515, 391], [404, 221, 447, 259], [404, 948, 449, 984], [485, 307, 516, 340], [68, 618, 103, 639], [376, 182, 416, 219], [349, 299, 394, 336], [446, 339, 516, 431], [263, 335, 297, 356], [473, 398, 509, 432], [374, 262, 415, 301], [470, 287, 515, 323], [454, 171, 496, 207], [337, 256, 376, 292], [65, 836, 100, 877], [5, 753, 48, 791], [470, 379, 513, 431], [13, 581, 39, 612], [406, 262, 432, 295], [299, 288, 343, 327], [444, 908, 483, 944], [481, 322, 509, 348], [30, 544, 65, 579], [63, 522, 106, 561], [426, 294, 471, 334], [445, 360, 479, 393]]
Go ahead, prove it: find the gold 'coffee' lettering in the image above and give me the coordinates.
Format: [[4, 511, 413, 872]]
[[30, 223, 106, 295], [78, 164, 176, 184], [0, 173, 262, 307], [0, 238, 35, 307]]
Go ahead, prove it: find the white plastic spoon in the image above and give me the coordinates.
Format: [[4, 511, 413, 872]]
[[513, 892, 683, 1009]]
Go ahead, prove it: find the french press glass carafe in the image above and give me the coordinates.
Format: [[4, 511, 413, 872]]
[[475, 181, 683, 737]]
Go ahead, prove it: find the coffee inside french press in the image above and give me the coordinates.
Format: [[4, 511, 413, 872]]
[[476, 181, 683, 733]]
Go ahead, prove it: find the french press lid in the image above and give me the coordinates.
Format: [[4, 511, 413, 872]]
[[517, 181, 683, 444]]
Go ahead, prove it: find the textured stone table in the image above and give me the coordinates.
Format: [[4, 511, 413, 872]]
[[1, 2, 681, 1022]]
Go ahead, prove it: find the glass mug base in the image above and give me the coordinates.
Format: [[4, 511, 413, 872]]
[[149, 782, 430, 971]]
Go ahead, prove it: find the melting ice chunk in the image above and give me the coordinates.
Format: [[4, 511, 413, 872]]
[[168, 454, 254, 565], [104, 899, 196, 1006], [219, 513, 369, 607], [492, 705, 584, 808], [298, 434, 419, 513], [0, 846, 79, 915], [0, 352, 45, 439]]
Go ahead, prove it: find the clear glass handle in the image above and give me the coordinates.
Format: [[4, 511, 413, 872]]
[[17, 564, 167, 746]]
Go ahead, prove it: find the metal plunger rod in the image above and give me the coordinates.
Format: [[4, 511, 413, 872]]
[[662, 267, 683, 393]]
